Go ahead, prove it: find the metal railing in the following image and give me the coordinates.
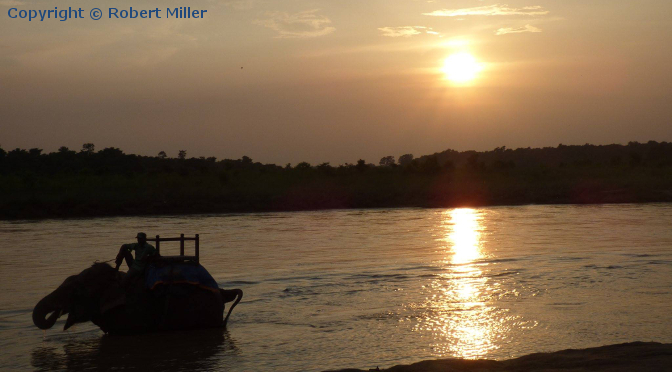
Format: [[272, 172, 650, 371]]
[[146, 234, 199, 263]]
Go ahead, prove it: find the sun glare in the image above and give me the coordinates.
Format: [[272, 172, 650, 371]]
[[442, 53, 482, 84]]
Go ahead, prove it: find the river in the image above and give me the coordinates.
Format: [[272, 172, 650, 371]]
[[1, 204, 671, 371]]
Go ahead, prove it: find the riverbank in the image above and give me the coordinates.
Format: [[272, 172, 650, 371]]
[[327, 342, 672, 372], [2, 170, 671, 220], [2, 142, 671, 220]]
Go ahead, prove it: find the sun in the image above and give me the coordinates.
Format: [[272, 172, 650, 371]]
[[442, 53, 482, 84]]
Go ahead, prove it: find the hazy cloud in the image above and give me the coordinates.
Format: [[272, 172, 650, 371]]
[[255, 10, 335, 38], [423, 4, 549, 17], [378, 26, 439, 38], [496, 24, 542, 35]]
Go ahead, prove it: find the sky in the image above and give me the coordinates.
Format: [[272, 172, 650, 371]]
[[1, 0, 671, 165]]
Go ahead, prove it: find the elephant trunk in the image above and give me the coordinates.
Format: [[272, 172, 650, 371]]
[[220, 289, 243, 327], [33, 275, 78, 330], [32, 297, 63, 330]]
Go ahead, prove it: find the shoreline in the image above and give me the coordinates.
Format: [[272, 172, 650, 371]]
[[326, 342, 672, 372]]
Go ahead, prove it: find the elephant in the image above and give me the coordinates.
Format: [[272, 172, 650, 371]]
[[33, 262, 243, 335]]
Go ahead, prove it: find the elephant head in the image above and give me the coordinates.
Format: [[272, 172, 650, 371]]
[[33, 263, 122, 331]]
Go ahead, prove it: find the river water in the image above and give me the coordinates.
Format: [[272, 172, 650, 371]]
[[1, 204, 671, 371]]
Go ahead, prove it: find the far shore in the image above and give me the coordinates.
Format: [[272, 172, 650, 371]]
[[2, 141, 671, 220], [326, 342, 672, 372]]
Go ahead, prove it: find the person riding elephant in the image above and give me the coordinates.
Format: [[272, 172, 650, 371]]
[[115, 232, 157, 287], [33, 262, 243, 334]]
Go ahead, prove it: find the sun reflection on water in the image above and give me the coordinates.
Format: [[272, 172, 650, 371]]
[[449, 208, 482, 265], [414, 208, 510, 359]]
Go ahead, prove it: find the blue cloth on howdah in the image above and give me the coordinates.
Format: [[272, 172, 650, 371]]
[[145, 263, 219, 291]]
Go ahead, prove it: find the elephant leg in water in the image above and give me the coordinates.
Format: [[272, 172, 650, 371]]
[[219, 289, 243, 327]]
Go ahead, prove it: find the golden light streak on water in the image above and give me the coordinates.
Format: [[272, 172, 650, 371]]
[[448, 208, 482, 265], [416, 208, 506, 359]]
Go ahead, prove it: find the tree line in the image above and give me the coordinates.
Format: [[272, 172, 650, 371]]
[[1, 141, 671, 219]]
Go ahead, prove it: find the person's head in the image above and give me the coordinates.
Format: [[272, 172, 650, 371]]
[[136, 232, 147, 245]]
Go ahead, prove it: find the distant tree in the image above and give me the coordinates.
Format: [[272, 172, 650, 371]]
[[58, 146, 71, 153], [9, 148, 27, 155], [0, 146, 6, 160], [398, 154, 413, 167], [218, 171, 229, 185], [7, 148, 29, 164], [467, 153, 479, 169], [206, 157, 217, 162], [406, 159, 420, 171], [158, 151, 167, 159], [420, 155, 441, 173], [610, 156, 622, 166], [178, 150, 187, 160], [379, 156, 395, 167], [81, 143, 95, 154], [221, 160, 234, 171], [29, 148, 43, 157], [492, 160, 514, 170], [241, 156, 252, 165], [295, 162, 311, 170], [356, 159, 367, 171], [317, 162, 332, 170], [285, 163, 292, 169], [443, 160, 456, 172], [98, 147, 124, 157]]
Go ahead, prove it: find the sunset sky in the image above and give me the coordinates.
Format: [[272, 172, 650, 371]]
[[2, 0, 671, 164]]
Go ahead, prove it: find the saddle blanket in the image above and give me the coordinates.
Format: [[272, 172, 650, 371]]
[[145, 263, 220, 293]]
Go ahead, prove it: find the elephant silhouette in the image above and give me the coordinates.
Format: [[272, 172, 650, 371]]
[[33, 262, 242, 334]]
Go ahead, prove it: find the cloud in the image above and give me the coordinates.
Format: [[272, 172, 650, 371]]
[[254, 10, 335, 39], [378, 26, 440, 38], [496, 24, 542, 35], [423, 4, 549, 17]]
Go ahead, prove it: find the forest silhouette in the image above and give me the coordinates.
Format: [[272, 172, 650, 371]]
[[1, 142, 671, 219]]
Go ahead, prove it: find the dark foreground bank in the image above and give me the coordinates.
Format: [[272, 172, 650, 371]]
[[327, 342, 672, 372]]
